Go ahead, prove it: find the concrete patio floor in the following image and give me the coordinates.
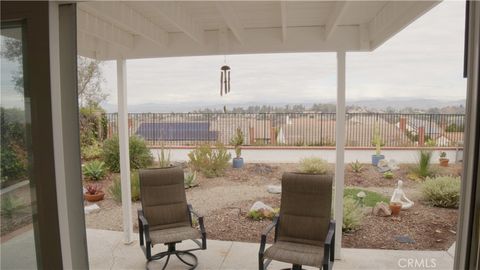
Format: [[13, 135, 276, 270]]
[[87, 229, 454, 270]]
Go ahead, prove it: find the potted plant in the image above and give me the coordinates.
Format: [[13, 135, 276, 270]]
[[389, 202, 402, 216], [230, 128, 245, 168], [371, 124, 385, 166], [439, 151, 449, 167], [84, 184, 105, 202]]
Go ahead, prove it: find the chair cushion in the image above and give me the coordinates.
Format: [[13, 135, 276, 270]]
[[150, 226, 201, 245], [264, 240, 324, 267]]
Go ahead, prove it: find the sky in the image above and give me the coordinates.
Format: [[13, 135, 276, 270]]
[[0, 1, 468, 111], [99, 0, 467, 112]]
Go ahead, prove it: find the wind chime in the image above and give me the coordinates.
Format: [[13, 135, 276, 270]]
[[220, 55, 231, 96]]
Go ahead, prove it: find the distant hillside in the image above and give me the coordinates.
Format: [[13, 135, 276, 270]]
[[102, 98, 466, 113]]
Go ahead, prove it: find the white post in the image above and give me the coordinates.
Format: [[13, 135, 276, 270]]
[[117, 59, 133, 244], [334, 51, 346, 259]]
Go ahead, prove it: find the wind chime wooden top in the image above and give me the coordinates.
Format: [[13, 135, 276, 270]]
[[220, 65, 231, 96]]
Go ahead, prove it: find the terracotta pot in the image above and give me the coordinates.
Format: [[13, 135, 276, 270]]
[[439, 158, 449, 167], [84, 191, 105, 202], [389, 202, 402, 216]]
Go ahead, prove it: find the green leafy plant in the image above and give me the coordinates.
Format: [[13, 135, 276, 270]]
[[299, 157, 328, 174], [188, 143, 231, 178], [383, 171, 394, 179], [1, 108, 27, 183], [184, 171, 198, 188], [342, 197, 363, 232], [83, 160, 106, 181], [422, 176, 461, 208], [109, 171, 140, 202], [1, 194, 25, 218], [102, 135, 153, 172], [247, 208, 279, 221], [81, 142, 103, 161], [230, 128, 244, 158], [412, 150, 433, 178], [440, 151, 447, 159], [350, 160, 363, 173], [157, 145, 171, 168], [344, 188, 389, 207], [372, 123, 383, 156]]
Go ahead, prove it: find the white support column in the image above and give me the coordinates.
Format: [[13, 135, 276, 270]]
[[117, 59, 133, 244], [334, 51, 346, 259]]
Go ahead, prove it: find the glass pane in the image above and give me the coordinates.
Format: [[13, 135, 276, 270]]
[[1, 25, 38, 269]]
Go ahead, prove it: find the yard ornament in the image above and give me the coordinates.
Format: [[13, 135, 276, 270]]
[[390, 180, 414, 210], [220, 64, 231, 96]]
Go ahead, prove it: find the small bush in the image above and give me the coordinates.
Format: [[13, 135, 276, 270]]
[[109, 171, 140, 202], [188, 143, 231, 178], [83, 160, 106, 181], [383, 171, 394, 179], [1, 194, 24, 218], [412, 150, 433, 178], [1, 145, 27, 182], [85, 183, 102, 195], [102, 135, 153, 172], [81, 142, 103, 161], [230, 128, 244, 158], [350, 160, 363, 173], [184, 171, 197, 188], [342, 197, 363, 232], [247, 208, 279, 221], [299, 157, 328, 174], [422, 176, 461, 208]]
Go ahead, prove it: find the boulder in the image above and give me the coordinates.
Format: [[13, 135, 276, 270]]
[[377, 159, 390, 173], [250, 201, 274, 213], [388, 159, 400, 171], [267, 185, 281, 194], [84, 204, 100, 214], [373, 202, 391, 217]]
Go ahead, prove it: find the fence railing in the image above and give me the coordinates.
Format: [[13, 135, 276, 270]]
[[104, 113, 465, 147]]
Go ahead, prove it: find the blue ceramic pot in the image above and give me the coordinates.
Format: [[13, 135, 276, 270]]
[[233, 157, 244, 168], [371, 154, 385, 166]]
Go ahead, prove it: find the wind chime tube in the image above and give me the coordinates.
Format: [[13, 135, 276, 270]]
[[227, 70, 231, 93], [220, 71, 224, 96]]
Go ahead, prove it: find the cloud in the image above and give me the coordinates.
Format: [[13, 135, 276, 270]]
[[101, 1, 467, 110]]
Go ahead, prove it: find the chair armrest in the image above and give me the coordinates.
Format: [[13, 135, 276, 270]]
[[324, 220, 335, 267], [188, 204, 205, 234], [259, 216, 278, 255], [138, 210, 151, 243]]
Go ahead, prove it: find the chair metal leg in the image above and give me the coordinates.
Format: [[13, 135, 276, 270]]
[[145, 243, 199, 270]]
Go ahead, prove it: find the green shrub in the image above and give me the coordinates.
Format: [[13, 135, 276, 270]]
[[230, 128, 244, 158], [344, 188, 389, 207], [383, 171, 394, 179], [342, 197, 363, 232], [184, 171, 197, 188], [412, 150, 433, 178], [102, 135, 153, 172], [188, 143, 231, 178], [1, 194, 25, 218], [350, 160, 363, 173], [1, 108, 27, 182], [83, 160, 106, 181], [81, 142, 103, 161], [247, 208, 279, 221], [108, 171, 140, 202], [79, 106, 108, 146], [1, 146, 26, 182], [299, 157, 328, 174], [422, 176, 461, 208]]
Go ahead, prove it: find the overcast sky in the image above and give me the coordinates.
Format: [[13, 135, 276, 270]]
[[100, 0, 467, 111], [0, 1, 467, 110]]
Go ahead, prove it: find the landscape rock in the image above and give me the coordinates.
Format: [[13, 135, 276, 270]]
[[373, 202, 391, 217], [377, 159, 390, 172], [84, 204, 100, 214], [388, 159, 400, 171], [267, 185, 281, 194], [250, 201, 274, 213], [395, 235, 415, 244]]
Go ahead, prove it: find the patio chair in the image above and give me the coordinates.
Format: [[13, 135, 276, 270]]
[[138, 167, 206, 270], [259, 172, 335, 270]]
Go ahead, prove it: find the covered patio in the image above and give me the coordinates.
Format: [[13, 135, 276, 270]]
[[74, 1, 441, 260]]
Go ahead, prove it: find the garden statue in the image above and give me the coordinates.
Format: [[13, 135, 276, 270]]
[[390, 180, 414, 209]]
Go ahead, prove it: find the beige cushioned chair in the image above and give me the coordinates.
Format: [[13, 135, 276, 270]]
[[138, 167, 206, 270], [259, 172, 335, 270]]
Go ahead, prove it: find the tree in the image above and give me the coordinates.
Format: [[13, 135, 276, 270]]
[[77, 56, 108, 108]]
